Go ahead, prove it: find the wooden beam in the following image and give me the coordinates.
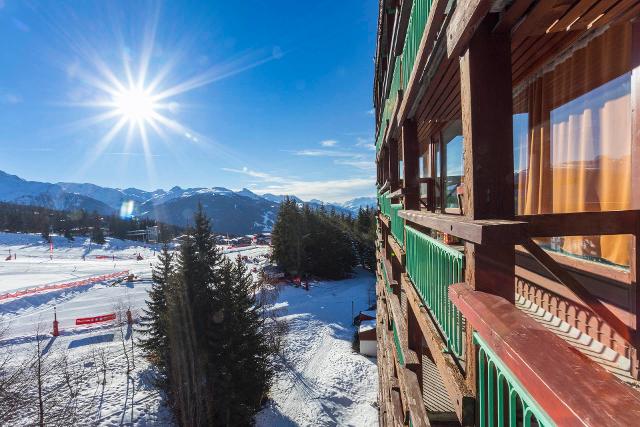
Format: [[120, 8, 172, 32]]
[[460, 15, 514, 221], [378, 213, 390, 229], [396, 0, 450, 125], [398, 365, 431, 427], [449, 283, 640, 426], [390, 138, 400, 191], [446, 0, 492, 58], [518, 210, 640, 237], [401, 119, 420, 210], [493, 0, 536, 32], [402, 273, 475, 426], [522, 237, 635, 345], [388, 187, 404, 199], [387, 233, 406, 266], [459, 12, 516, 399], [399, 210, 527, 245], [632, 17, 640, 379]]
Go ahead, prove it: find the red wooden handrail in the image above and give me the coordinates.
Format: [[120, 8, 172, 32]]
[[449, 283, 640, 426]]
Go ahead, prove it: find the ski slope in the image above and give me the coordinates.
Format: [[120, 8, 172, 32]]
[[0, 232, 378, 426], [255, 272, 379, 427]]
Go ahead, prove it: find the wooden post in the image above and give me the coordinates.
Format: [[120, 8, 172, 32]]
[[459, 14, 515, 395], [631, 19, 640, 379], [401, 119, 420, 210], [389, 138, 399, 192]]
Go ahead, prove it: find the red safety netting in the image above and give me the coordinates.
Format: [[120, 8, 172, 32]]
[[0, 270, 130, 301], [75, 313, 117, 325]]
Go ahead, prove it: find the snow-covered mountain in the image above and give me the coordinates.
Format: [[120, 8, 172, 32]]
[[0, 171, 113, 214], [0, 169, 371, 234], [261, 193, 303, 204], [340, 197, 376, 212]]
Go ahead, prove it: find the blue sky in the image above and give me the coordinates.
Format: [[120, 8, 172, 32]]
[[0, 1, 377, 202]]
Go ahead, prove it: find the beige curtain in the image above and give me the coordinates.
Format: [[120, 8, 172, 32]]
[[516, 24, 632, 267]]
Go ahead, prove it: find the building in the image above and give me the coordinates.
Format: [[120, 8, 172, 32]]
[[373, 1, 640, 426], [359, 319, 378, 357]]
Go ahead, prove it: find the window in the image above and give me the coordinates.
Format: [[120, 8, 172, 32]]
[[443, 121, 463, 210], [513, 24, 633, 268]]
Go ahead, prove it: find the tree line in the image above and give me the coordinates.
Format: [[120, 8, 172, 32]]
[[0, 202, 182, 243], [137, 206, 282, 425], [271, 199, 376, 279]]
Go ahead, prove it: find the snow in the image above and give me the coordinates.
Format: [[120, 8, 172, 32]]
[[0, 232, 378, 426], [359, 320, 376, 333], [255, 271, 378, 427]]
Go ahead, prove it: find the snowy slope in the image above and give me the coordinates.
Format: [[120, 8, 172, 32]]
[[256, 272, 378, 427], [0, 233, 378, 426]]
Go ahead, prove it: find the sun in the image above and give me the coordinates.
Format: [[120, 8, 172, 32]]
[[113, 87, 157, 123]]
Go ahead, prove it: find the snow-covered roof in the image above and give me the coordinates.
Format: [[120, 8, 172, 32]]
[[359, 319, 377, 333]]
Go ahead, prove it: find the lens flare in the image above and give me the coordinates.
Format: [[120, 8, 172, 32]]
[[113, 88, 156, 122]]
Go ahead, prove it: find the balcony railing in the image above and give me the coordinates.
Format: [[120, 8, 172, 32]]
[[405, 225, 465, 359], [402, 0, 432, 89], [390, 203, 404, 246], [375, 0, 433, 154], [392, 320, 405, 365], [379, 191, 391, 218], [475, 333, 552, 427]]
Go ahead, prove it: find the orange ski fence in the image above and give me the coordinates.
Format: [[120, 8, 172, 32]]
[[0, 270, 130, 301]]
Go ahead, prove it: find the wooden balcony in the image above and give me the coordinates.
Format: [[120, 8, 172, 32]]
[[450, 284, 640, 426]]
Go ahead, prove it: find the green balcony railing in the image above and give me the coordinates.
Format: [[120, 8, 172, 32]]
[[475, 333, 554, 427], [402, 0, 432, 90], [380, 191, 391, 218], [375, 0, 432, 154], [405, 225, 465, 359], [390, 203, 404, 246], [392, 320, 405, 365]]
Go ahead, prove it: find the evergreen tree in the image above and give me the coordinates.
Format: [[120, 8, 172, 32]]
[[137, 244, 173, 382], [208, 256, 274, 425]]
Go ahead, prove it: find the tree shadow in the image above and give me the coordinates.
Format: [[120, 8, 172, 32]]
[[42, 336, 57, 355], [68, 333, 114, 349]]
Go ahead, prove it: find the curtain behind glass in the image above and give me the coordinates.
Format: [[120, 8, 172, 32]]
[[514, 24, 632, 267]]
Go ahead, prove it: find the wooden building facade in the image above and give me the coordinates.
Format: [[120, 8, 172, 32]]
[[373, 1, 640, 425]]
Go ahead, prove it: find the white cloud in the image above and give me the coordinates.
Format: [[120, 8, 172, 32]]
[[334, 159, 375, 170], [292, 149, 354, 157], [366, 108, 375, 115], [222, 166, 374, 203], [320, 139, 338, 147], [355, 136, 375, 151]]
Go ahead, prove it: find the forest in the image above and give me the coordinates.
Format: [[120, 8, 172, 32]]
[[270, 198, 376, 279], [0, 202, 182, 243]]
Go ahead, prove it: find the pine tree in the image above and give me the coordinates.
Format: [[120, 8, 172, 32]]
[[208, 256, 274, 425], [165, 205, 224, 425], [137, 244, 173, 380], [91, 225, 105, 244]]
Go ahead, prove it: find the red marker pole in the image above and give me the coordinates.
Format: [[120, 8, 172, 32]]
[[52, 306, 59, 337]]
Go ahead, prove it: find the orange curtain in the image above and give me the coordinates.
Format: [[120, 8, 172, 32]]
[[516, 24, 632, 267]]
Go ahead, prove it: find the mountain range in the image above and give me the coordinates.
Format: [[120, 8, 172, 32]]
[[0, 170, 375, 235]]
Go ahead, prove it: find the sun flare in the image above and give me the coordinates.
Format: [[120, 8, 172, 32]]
[[113, 88, 157, 123]]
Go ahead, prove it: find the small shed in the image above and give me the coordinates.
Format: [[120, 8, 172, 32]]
[[358, 319, 377, 357], [356, 310, 376, 323]]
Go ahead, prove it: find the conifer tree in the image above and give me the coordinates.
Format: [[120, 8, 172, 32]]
[[137, 244, 173, 378], [207, 256, 274, 425]]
